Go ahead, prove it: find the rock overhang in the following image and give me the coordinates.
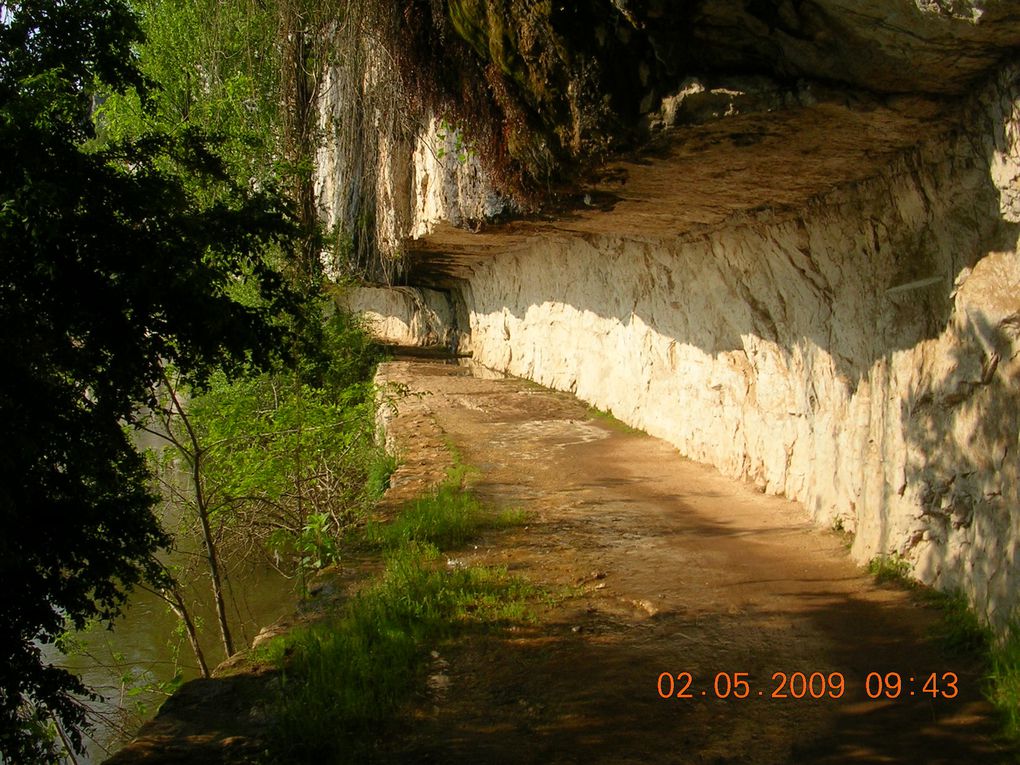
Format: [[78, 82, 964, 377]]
[[402, 83, 959, 281], [394, 0, 1020, 278], [671, 0, 1020, 96], [316, 1, 1020, 282]]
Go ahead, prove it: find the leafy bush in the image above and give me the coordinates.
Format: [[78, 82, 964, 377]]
[[152, 307, 386, 589]]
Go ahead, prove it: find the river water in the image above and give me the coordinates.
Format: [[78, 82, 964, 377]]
[[49, 432, 299, 764], [56, 550, 295, 764], [52, 537, 296, 764]]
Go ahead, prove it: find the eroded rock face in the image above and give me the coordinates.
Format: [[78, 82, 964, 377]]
[[315, 73, 506, 269], [409, 117, 507, 240], [340, 285, 457, 347], [677, 0, 1020, 95], [339, 64, 1020, 628], [313, 0, 1020, 268]]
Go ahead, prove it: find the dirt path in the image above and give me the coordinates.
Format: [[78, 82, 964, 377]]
[[374, 358, 1011, 765]]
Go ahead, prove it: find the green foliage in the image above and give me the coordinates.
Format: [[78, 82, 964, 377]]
[[263, 477, 532, 761], [153, 323, 383, 586], [292, 513, 344, 572], [321, 224, 356, 281], [588, 404, 642, 434], [0, 1, 304, 760], [269, 542, 533, 760], [865, 564, 1020, 744], [434, 118, 474, 164], [365, 451, 399, 499], [95, 0, 341, 288], [866, 554, 912, 584], [295, 302, 382, 394], [184, 374, 371, 503], [988, 627, 1020, 738], [95, 0, 285, 195], [362, 476, 525, 551], [920, 589, 992, 656], [363, 483, 486, 550]]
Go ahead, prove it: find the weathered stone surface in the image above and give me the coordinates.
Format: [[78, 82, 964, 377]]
[[677, 0, 1020, 95], [340, 285, 457, 346], [409, 117, 507, 239], [338, 64, 1020, 628]]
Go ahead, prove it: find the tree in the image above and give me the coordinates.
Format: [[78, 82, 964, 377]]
[[140, 364, 375, 668], [137, 305, 381, 669], [0, 1, 303, 760], [97, 0, 331, 285]]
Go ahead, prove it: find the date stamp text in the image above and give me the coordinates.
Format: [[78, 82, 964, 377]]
[[657, 671, 960, 700]]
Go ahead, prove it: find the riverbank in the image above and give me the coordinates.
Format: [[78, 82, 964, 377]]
[[100, 359, 466, 763]]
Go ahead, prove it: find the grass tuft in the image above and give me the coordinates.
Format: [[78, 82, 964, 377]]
[[365, 450, 398, 499], [363, 483, 483, 549], [268, 542, 534, 760], [362, 481, 524, 550], [920, 589, 992, 656], [866, 554, 912, 584], [988, 627, 1020, 738], [864, 556, 1020, 743], [587, 404, 642, 434]]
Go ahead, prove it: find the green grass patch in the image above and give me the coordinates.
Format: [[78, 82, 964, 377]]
[[439, 436, 481, 485], [443, 460, 479, 489], [267, 542, 534, 761], [365, 449, 398, 499], [865, 557, 1020, 742], [829, 517, 855, 550], [264, 477, 533, 762], [988, 628, 1020, 738], [867, 557, 991, 654], [362, 479, 525, 551], [440, 434, 468, 469], [587, 404, 642, 434], [919, 589, 992, 656], [364, 482, 484, 549], [866, 553, 912, 584], [495, 507, 528, 526]]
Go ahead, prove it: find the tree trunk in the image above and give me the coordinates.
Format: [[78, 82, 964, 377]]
[[163, 584, 211, 678], [166, 382, 235, 659]]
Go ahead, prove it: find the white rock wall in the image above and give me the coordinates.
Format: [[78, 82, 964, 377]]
[[340, 65, 1020, 627], [454, 67, 1020, 628], [315, 57, 506, 262], [340, 286, 455, 347], [409, 118, 506, 239]]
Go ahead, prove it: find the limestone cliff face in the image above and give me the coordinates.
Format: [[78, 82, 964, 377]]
[[315, 4, 1020, 626], [343, 285, 456, 347], [315, 81, 505, 273], [456, 77, 1020, 629]]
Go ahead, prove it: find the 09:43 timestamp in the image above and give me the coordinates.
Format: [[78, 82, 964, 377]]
[[657, 671, 960, 700]]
